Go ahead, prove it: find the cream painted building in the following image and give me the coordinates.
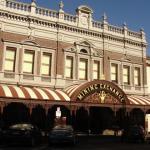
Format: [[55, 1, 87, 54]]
[[0, 0, 148, 95], [0, 0, 150, 132]]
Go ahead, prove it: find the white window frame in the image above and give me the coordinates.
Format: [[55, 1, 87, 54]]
[[111, 63, 118, 83], [64, 52, 76, 80], [40, 48, 55, 79], [65, 56, 73, 79], [110, 61, 120, 84], [21, 45, 39, 75], [3, 43, 20, 73], [123, 65, 130, 85], [133, 65, 142, 86], [93, 60, 100, 80], [23, 50, 35, 74], [4, 47, 16, 72], [122, 62, 132, 86], [41, 52, 52, 76], [79, 58, 88, 80]]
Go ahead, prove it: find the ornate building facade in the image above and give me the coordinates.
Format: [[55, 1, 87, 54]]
[[147, 57, 150, 95], [0, 0, 149, 132]]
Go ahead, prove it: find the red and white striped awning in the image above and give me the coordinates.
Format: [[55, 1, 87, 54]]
[[0, 85, 70, 101], [65, 82, 89, 97], [1, 85, 150, 106], [128, 95, 150, 105]]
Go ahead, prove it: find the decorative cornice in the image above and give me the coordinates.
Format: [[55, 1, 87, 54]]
[[2, 0, 146, 41], [0, 10, 147, 48]]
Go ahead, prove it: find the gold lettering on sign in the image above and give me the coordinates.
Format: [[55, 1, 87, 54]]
[[78, 94, 83, 100], [77, 83, 125, 103]]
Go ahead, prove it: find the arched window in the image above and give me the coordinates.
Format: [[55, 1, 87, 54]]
[[80, 49, 88, 54]]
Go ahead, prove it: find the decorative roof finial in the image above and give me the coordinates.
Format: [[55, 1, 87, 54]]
[[31, 0, 36, 7], [102, 12, 107, 21], [59, 1, 64, 10], [123, 22, 127, 27], [140, 28, 144, 32]]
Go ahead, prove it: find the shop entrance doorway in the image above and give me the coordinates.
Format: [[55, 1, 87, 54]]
[[89, 107, 114, 134]]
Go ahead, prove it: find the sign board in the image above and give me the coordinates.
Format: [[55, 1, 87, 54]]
[[77, 83, 125, 103]]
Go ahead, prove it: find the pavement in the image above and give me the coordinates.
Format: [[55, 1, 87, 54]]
[[0, 135, 150, 150]]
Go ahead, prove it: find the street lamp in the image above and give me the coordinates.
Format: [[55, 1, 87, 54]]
[[56, 107, 61, 118]]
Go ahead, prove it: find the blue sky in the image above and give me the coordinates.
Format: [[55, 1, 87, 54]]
[[19, 0, 150, 55]]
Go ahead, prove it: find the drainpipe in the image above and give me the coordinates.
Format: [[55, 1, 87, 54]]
[[102, 13, 108, 80]]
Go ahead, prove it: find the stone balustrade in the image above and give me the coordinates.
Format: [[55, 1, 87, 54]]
[[36, 7, 58, 18], [127, 30, 142, 38], [6, 0, 31, 12], [108, 25, 124, 34], [92, 21, 103, 29], [2, 0, 144, 40], [64, 14, 77, 22]]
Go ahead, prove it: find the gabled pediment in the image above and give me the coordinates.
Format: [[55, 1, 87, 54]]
[[75, 40, 95, 48], [21, 37, 39, 46], [63, 45, 76, 52], [92, 49, 103, 57], [76, 5, 93, 14], [121, 53, 131, 62], [63, 40, 102, 57]]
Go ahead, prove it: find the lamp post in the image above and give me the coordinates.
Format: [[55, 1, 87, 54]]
[[56, 107, 61, 118], [55, 107, 61, 126]]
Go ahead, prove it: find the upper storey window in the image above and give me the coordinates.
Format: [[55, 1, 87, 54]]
[[134, 67, 140, 86], [123, 65, 130, 85], [41, 53, 52, 76], [93, 61, 100, 80], [79, 58, 88, 80], [23, 50, 34, 74], [111, 63, 118, 83], [65, 56, 73, 79], [4, 47, 16, 72]]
